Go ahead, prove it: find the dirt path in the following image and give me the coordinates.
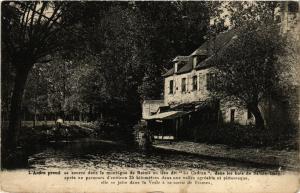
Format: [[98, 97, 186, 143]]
[[153, 141, 299, 170]]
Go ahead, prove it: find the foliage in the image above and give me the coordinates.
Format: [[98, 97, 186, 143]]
[[196, 123, 298, 150], [226, 1, 279, 27], [2, 2, 218, 161], [209, 3, 287, 129], [16, 124, 95, 157], [18, 2, 213, 124], [2, 2, 75, 154], [277, 35, 300, 89], [212, 23, 286, 101], [136, 2, 211, 99]]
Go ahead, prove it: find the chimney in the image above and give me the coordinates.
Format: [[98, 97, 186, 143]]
[[193, 56, 197, 68], [174, 62, 178, 73]]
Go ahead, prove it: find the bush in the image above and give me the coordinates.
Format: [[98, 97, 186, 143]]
[[195, 123, 298, 150], [94, 119, 135, 143], [18, 124, 93, 148]]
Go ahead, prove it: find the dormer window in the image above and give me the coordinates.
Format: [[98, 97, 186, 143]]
[[174, 61, 186, 73], [193, 55, 207, 68]]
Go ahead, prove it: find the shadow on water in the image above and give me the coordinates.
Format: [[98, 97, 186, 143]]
[[24, 138, 282, 171]]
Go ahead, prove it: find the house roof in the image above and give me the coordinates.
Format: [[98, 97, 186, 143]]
[[195, 55, 213, 70], [170, 100, 217, 111], [144, 111, 188, 120], [190, 47, 208, 56], [162, 29, 237, 77], [193, 29, 237, 55], [162, 57, 190, 77], [162, 67, 175, 77], [176, 61, 193, 75], [196, 31, 238, 70], [172, 56, 190, 62], [162, 60, 193, 77]]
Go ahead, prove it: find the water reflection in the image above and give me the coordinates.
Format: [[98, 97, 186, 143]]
[[28, 139, 279, 171]]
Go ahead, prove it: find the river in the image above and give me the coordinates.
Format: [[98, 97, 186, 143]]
[[28, 138, 279, 172]]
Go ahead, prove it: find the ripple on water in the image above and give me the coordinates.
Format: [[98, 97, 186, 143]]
[[28, 140, 282, 172]]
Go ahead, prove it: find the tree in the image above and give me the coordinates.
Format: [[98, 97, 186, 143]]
[[225, 1, 279, 27], [2, 1, 224, 154], [210, 20, 286, 129], [208, 2, 290, 130], [23, 56, 79, 123], [136, 1, 212, 100], [23, 63, 49, 125], [2, 2, 70, 152]]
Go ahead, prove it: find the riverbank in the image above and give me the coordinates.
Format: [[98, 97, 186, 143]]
[[153, 141, 299, 170], [2, 123, 97, 169], [26, 138, 287, 171], [19, 123, 95, 146], [3, 122, 299, 171]]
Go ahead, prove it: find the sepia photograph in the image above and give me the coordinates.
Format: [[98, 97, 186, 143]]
[[1, 1, 299, 192]]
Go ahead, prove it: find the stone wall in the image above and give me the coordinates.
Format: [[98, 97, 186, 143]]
[[142, 100, 165, 119], [164, 68, 211, 105], [220, 99, 255, 126]]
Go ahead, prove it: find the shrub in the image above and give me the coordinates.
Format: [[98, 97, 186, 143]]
[[94, 119, 135, 143], [194, 123, 298, 150]]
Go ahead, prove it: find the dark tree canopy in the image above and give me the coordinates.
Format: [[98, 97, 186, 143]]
[[210, 6, 287, 129], [2, 1, 221, 168]]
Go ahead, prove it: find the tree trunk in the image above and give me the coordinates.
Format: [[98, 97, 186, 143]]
[[89, 104, 92, 122], [44, 115, 47, 125], [4, 66, 31, 151], [248, 103, 265, 129], [79, 112, 82, 122], [33, 91, 37, 127]]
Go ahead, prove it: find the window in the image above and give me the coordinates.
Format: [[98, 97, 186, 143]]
[[207, 73, 216, 91], [193, 55, 207, 67], [230, 109, 235, 123], [192, 75, 197, 91], [176, 61, 186, 72], [181, 78, 186, 92], [169, 80, 174, 94]]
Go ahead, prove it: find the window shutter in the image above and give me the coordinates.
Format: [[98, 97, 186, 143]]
[[187, 75, 191, 92], [199, 74, 205, 91]]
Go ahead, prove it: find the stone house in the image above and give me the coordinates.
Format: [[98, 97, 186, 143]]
[[142, 1, 299, 141]]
